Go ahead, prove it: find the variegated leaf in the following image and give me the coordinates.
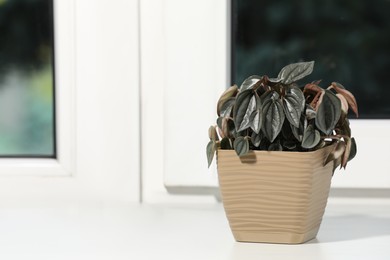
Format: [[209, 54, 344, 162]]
[[315, 90, 341, 135], [301, 125, 320, 149], [217, 85, 238, 116], [277, 61, 314, 84], [233, 136, 249, 156]]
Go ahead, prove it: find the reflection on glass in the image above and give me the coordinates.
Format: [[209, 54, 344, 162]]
[[232, 0, 390, 118], [0, 0, 55, 157]]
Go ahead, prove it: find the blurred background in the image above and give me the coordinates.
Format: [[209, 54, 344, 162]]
[[0, 0, 54, 157], [232, 0, 390, 118]]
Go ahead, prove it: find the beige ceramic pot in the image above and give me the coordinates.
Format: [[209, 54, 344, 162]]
[[217, 144, 335, 244]]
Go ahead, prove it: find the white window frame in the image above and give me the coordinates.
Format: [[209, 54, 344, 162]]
[[0, 0, 141, 203], [0, 0, 75, 177], [141, 0, 390, 203]]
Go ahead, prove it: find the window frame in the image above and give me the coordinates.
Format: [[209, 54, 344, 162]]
[[0, 0, 75, 176], [0, 0, 141, 203], [142, 0, 390, 203]]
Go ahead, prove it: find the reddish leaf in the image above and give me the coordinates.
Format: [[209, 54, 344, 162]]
[[331, 82, 359, 117], [336, 94, 349, 115], [303, 83, 323, 95], [324, 141, 346, 166]]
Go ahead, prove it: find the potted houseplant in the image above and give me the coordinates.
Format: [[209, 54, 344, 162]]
[[206, 61, 358, 244]]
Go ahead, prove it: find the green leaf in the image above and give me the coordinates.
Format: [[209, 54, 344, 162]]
[[268, 77, 282, 83], [282, 86, 305, 128], [251, 131, 263, 147], [348, 137, 357, 162], [291, 115, 307, 142], [220, 137, 232, 150], [305, 105, 316, 120], [233, 90, 258, 132], [208, 125, 218, 141], [268, 142, 283, 151], [240, 75, 262, 91], [249, 109, 262, 134], [220, 97, 235, 117], [217, 85, 238, 116], [233, 136, 249, 156], [277, 61, 315, 84], [262, 92, 285, 142], [341, 137, 357, 168], [206, 140, 216, 168], [217, 117, 235, 138], [283, 140, 297, 150], [301, 125, 320, 149], [315, 90, 341, 135]]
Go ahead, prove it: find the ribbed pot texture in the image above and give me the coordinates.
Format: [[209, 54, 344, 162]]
[[217, 145, 335, 244]]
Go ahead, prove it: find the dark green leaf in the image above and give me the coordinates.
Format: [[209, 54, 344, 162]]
[[216, 117, 223, 129], [291, 125, 300, 142], [341, 137, 355, 168], [287, 86, 305, 111], [262, 92, 285, 142], [233, 136, 249, 156], [283, 140, 297, 150], [220, 97, 235, 117], [223, 118, 236, 138], [220, 137, 232, 150], [305, 104, 316, 120], [238, 95, 258, 132], [268, 142, 283, 151], [251, 131, 263, 147], [301, 125, 320, 149], [206, 140, 216, 168], [282, 86, 305, 128], [217, 85, 238, 116], [291, 116, 307, 142], [233, 90, 257, 132], [315, 90, 341, 135], [348, 137, 357, 162], [240, 75, 262, 91], [249, 109, 262, 134], [217, 117, 235, 138], [277, 61, 314, 84]]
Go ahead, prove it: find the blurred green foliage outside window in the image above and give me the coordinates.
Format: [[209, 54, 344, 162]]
[[0, 0, 55, 157]]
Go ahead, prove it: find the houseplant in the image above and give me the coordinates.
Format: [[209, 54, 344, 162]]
[[206, 61, 358, 244]]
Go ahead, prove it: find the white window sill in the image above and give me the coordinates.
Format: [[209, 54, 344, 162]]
[[0, 198, 389, 260]]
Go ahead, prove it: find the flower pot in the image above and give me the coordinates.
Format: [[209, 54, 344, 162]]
[[216, 144, 335, 244]]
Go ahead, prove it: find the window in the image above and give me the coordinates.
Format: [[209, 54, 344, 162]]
[[0, 0, 55, 157], [232, 0, 390, 118]]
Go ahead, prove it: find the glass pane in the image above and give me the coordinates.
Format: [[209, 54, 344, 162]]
[[232, 0, 390, 119], [0, 0, 55, 157]]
